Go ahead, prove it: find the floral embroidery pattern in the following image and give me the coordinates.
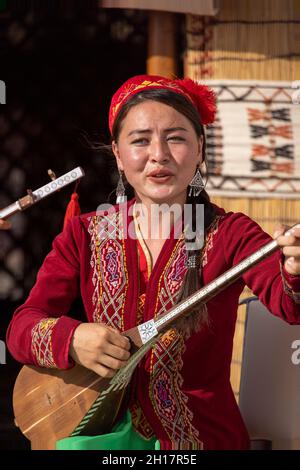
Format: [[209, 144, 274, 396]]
[[31, 318, 58, 368]]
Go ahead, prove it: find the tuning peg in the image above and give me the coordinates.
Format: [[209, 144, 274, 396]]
[[26, 189, 35, 203], [47, 169, 57, 181]]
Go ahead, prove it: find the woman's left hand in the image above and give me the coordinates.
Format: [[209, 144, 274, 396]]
[[274, 224, 300, 275]]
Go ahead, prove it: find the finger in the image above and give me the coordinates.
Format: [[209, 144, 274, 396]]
[[285, 256, 300, 264], [99, 353, 128, 371], [273, 224, 300, 239], [92, 363, 116, 378], [282, 246, 300, 257], [273, 223, 289, 239], [277, 234, 300, 248], [105, 343, 131, 361], [285, 227, 300, 238], [106, 328, 131, 350], [284, 257, 300, 275]]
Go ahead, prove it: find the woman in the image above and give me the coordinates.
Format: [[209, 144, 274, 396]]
[[6, 75, 300, 450]]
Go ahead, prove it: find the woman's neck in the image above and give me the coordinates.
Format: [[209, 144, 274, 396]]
[[133, 196, 185, 241]]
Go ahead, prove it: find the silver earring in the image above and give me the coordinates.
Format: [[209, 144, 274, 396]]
[[116, 170, 126, 204], [188, 166, 204, 197]]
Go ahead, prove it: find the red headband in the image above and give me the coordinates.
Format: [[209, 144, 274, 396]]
[[108, 74, 216, 134]]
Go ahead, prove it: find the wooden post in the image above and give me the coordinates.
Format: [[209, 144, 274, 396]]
[[147, 10, 177, 78]]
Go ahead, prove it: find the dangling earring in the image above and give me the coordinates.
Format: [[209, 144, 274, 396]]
[[188, 165, 204, 197], [116, 169, 126, 204]]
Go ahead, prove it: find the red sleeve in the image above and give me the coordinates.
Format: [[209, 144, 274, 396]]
[[222, 212, 300, 324], [6, 217, 83, 369]]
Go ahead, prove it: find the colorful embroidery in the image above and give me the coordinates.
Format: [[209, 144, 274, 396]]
[[153, 237, 186, 317], [31, 318, 58, 368], [168, 244, 187, 288], [150, 333, 202, 449], [201, 215, 222, 267], [102, 240, 124, 294], [156, 378, 173, 409], [130, 402, 155, 440], [88, 211, 128, 331], [137, 293, 146, 325], [160, 328, 177, 347]]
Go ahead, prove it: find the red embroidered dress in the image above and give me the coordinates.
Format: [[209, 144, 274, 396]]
[[7, 198, 300, 450]]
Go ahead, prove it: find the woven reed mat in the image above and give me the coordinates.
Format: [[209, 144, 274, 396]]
[[185, 0, 300, 81]]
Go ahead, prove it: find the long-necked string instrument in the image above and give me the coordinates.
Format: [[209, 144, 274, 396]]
[[13, 222, 296, 449], [0, 167, 84, 220]]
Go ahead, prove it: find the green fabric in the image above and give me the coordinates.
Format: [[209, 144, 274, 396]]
[[56, 410, 160, 450]]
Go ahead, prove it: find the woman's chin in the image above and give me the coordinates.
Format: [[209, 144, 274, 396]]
[[142, 188, 182, 204]]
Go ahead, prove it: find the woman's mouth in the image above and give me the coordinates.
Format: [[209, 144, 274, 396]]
[[147, 174, 173, 183], [147, 170, 174, 183]]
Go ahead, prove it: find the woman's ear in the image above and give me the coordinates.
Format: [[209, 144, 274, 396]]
[[112, 140, 124, 171], [197, 136, 204, 165]]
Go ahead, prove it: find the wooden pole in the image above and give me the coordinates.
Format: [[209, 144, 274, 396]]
[[147, 10, 177, 78]]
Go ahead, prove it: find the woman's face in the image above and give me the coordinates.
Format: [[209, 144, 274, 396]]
[[112, 100, 203, 208]]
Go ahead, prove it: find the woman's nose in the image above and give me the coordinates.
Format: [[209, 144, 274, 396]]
[[149, 139, 170, 163]]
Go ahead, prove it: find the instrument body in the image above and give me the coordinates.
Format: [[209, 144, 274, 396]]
[[14, 364, 103, 450], [13, 336, 142, 450]]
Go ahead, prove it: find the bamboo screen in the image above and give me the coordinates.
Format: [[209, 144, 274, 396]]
[[185, 0, 300, 401], [185, 0, 300, 81]]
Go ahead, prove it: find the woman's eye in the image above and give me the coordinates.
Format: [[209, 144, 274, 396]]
[[131, 138, 148, 145], [167, 136, 185, 142]]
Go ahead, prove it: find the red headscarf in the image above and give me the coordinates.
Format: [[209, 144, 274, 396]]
[[109, 74, 216, 134]]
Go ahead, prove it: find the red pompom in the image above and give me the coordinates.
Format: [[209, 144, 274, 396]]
[[175, 78, 216, 125]]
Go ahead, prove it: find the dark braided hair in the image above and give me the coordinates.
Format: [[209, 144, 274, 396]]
[[111, 89, 216, 337]]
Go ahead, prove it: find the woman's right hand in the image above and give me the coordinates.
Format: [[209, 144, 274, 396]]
[[69, 323, 131, 378]]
